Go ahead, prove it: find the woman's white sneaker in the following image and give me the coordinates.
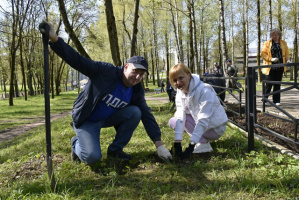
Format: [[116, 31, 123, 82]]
[[193, 142, 213, 153]]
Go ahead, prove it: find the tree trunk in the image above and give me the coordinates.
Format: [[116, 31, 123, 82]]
[[53, 20, 64, 96], [257, 0, 262, 82], [205, 37, 209, 71], [57, 0, 91, 59], [269, 0, 272, 31], [294, 0, 298, 62], [169, 0, 183, 63], [51, 52, 54, 99], [191, 0, 199, 74], [291, 0, 298, 80], [278, 0, 282, 31], [152, 1, 159, 85], [199, 9, 204, 74], [9, 0, 17, 106], [218, 25, 222, 66], [14, 77, 19, 97], [244, 0, 248, 76], [242, 0, 246, 76], [55, 60, 65, 95], [140, 23, 149, 87], [187, 1, 194, 73], [231, 1, 235, 63], [9, 52, 16, 106], [103, 0, 122, 66], [130, 0, 140, 57], [165, 31, 170, 81], [178, 24, 184, 63], [25, 21, 36, 97], [219, 0, 228, 68], [19, 36, 27, 100], [150, 41, 155, 85]]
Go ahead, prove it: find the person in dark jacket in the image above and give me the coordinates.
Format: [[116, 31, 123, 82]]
[[40, 21, 172, 165], [225, 59, 238, 89], [160, 80, 165, 92], [213, 62, 224, 76], [166, 80, 174, 102]]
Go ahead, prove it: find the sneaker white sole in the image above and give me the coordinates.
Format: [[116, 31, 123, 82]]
[[193, 143, 213, 153]]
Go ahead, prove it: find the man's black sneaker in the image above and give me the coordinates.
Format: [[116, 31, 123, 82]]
[[107, 148, 132, 160], [71, 137, 80, 162]]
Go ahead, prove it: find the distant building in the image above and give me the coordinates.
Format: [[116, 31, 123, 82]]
[[233, 47, 263, 74]]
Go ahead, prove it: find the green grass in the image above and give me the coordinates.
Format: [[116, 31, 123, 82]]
[[0, 91, 76, 132], [0, 89, 298, 199]]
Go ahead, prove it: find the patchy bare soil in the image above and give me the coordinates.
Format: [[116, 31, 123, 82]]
[[0, 111, 70, 144], [226, 103, 299, 154]]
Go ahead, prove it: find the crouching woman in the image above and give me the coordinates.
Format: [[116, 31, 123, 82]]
[[168, 63, 228, 160]]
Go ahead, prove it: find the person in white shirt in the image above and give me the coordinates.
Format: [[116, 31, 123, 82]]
[[168, 63, 228, 160]]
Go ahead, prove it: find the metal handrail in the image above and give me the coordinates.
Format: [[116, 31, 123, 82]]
[[247, 62, 299, 152]]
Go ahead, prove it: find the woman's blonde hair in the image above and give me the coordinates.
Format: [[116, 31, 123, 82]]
[[169, 63, 191, 89], [270, 28, 282, 38]]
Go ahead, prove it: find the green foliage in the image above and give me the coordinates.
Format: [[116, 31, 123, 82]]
[[0, 91, 298, 199]]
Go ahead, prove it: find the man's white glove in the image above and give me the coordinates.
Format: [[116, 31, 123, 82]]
[[39, 20, 58, 42], [287, 60, 291, 63], [157, 145, 172, 162], [271, 57, 279, 63]]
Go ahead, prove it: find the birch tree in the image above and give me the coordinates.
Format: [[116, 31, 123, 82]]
[[191, 0, 199, 73], [218, 0, 228, 68], [169, 0, 184, 63], [187, 0, 195, 72], [257, 0, 262, 82]]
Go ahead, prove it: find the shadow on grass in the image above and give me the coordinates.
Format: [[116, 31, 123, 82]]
[[2, 133, 298, 199]]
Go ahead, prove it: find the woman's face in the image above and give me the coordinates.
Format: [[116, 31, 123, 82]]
[[271, 32, 280, 43], [171, 71, 191, 93]]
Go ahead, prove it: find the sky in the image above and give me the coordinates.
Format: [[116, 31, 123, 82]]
[[0, 0, 6, 9]]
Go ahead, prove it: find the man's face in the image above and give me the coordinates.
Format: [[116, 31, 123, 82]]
[[227, 61, 232, 66], [122, 63, 145, 87]]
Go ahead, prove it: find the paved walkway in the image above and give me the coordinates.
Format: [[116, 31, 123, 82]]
[[225, 88, 299, 118], [145, 88, 299, 118], [145, 96, 170, 104]]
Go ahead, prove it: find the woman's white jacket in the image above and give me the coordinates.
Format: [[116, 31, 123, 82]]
[[174, 74, 228, 142]]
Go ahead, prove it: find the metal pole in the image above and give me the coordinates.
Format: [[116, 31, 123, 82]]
[[40, 24, 56, 191], [246, 66, 255, 152]]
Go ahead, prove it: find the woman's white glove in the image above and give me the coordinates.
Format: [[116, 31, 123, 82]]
[[157, 145, 172, 162], [39, 20, 58, 42], [271, 57, 279, 63]]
